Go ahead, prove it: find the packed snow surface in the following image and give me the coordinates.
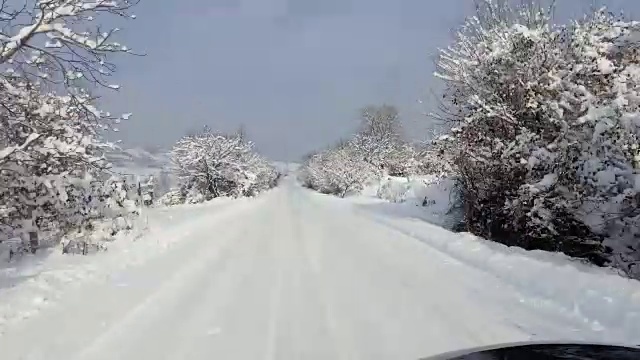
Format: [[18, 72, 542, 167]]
[[0, 178, 639, 360]]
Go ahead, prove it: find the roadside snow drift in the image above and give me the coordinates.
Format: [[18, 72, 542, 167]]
[[353, 175, 640, 341], [347, 199, 640, 343], [361, 175, 463, 229]]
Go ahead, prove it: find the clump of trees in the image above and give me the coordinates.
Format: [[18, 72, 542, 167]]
[[164, 126, 278, 205], [0, 0, 141, 256], [433, 0, 640, 275], [300, 105, 441, 197]]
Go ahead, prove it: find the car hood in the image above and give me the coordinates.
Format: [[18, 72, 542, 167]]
[[422, 341, 640, 360]]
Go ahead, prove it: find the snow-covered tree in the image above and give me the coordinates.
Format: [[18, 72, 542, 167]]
[[0, 79, 97, 242], [0, 0, 137, 87], [301, 104, 439, 197], [301, 147, 375, 197], [0, 0, 139, 253], [349, 132, 395, 171], [170, 127, 277, 203], [350, 105, 410, 175], [358, 104, 403, 144], [0, 77, 141, 250]]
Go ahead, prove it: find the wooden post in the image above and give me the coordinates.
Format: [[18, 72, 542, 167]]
[[26, 207, 38, 254], [29, 231, 38, 254]]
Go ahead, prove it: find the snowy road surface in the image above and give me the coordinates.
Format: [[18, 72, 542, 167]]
[[1, 178, 639, 360]]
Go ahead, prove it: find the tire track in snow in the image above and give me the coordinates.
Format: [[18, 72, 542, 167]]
[[290, 189, 361, 360], [264, 222, 285, 360]]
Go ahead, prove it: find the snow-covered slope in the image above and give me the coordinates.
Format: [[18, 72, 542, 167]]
[[0, 179, 638, 360], [105, 145, 170, 177], [104, 145, 176, 196]]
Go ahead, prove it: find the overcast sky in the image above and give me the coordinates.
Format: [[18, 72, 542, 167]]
[[104, 0, 638, 161]]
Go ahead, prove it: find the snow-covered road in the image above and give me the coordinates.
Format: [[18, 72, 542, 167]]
[[1, 179, 639, 360]]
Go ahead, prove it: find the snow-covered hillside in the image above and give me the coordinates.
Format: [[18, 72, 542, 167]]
[[104, 146, 176, 198], [106, 146, 170, 176]]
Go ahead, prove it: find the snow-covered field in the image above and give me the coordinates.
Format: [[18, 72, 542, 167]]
[[0, 177, 639, 360]]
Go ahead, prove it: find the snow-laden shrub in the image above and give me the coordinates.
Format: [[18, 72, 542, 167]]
[[435, 1, 640, 274], [556, 11, 640, 272], [301, 147, 376, 197], [414, 145, 454, 178], [158, 190, 186, 207], [58, 175, 140, 254], [169, 127, 278, 204]]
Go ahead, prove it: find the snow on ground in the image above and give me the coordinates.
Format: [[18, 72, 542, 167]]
[[0, 178, 639, 360], [355, 175, 640, 340], [335, 182, 640, 344], [360, 175, 463, 229], [0, 196, 259, 337]]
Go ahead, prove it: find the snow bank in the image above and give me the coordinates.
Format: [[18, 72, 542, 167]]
[[360, 212, 640, 343], [346, 176, 640, 341], [350, 177, 640, 342], [362, 175, 463, 229]]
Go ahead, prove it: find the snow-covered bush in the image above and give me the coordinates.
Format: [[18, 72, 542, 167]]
[[301, 146, 375, 197], [434, 1, 640, 274], [0, 80, 115, 246], [158, 190, 185, 206], [242, 155, 280, 197], [60, 175, 139, 253], [169, 127, 278, 203]]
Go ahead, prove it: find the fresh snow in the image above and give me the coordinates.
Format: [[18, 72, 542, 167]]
[[0, 178, 639, 360], [362, 175, 462, 230], [0, 197, 249, 334]]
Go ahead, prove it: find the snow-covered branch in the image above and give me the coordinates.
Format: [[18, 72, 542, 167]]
[[0, 1, 142, 254], [0, 0, 138, 87]]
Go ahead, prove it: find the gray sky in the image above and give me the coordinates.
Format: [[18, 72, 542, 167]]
[[104, 0, 638, 161]]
